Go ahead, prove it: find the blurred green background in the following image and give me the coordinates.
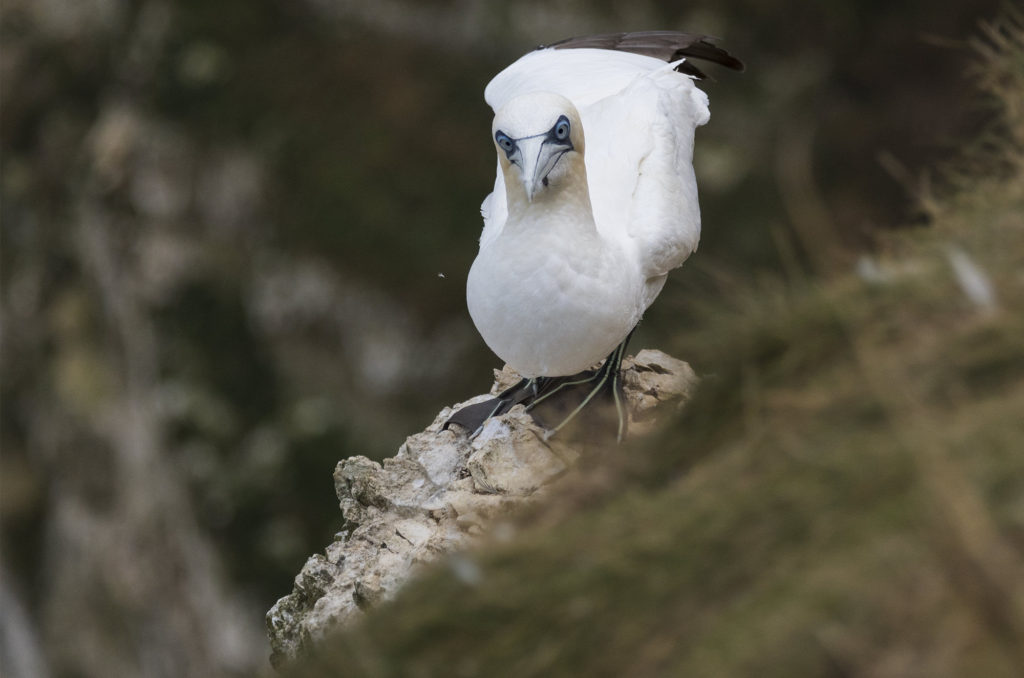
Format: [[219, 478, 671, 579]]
[[0, 0, 1007, 675]]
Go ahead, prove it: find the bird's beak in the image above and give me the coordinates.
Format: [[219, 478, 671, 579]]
[[514, 137, 570, 202]]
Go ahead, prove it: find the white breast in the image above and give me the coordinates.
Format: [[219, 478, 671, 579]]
[[467, 215, 643, 377]]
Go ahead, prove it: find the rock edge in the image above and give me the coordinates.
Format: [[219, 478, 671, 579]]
[[265, 349, 697, 668]]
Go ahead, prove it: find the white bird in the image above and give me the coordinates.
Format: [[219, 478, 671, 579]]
[[447, 32, 742, 441]]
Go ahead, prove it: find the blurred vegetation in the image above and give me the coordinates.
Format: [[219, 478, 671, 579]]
[[294, 13, 1024, 676], [0, 0, 1016, 676]]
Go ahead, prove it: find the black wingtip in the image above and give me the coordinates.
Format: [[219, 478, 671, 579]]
[[540, 31, 744, 79]]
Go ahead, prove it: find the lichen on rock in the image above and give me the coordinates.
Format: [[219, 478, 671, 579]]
[[265, 349, 697, 667]]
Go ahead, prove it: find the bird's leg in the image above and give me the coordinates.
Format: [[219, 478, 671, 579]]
[[530, 328, 634, 443], [524, 373, 599, 411], [446, 329, 635, 442]]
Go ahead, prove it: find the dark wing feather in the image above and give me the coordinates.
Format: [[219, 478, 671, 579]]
[[541, 31, 744, 79]]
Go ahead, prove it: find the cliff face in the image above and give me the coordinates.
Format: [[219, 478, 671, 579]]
[[265, 350, 697, 667]]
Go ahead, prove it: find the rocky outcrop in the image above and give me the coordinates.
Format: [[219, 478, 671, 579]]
[[265, 349, 697, 667]]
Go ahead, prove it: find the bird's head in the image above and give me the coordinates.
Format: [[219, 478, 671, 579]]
[[492, 92, 585, 203]]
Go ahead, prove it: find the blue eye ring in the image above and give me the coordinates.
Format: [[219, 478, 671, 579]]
[[554, 116, 570, 141], [495, 131, 515, 154]]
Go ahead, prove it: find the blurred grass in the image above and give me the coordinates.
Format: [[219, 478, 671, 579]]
[[289, 13, 1024, 677]]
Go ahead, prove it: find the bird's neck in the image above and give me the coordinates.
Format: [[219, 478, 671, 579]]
[[503, 157, 596, 235]]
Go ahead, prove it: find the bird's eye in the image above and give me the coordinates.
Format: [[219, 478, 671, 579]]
[[495, 131, 515, 154], [554, 117, 570, 141]]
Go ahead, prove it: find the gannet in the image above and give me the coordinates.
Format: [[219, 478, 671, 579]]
[[447, 32, 743, 441]]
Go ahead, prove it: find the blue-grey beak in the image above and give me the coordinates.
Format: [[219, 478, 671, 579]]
[[513, 136, 570, 201]]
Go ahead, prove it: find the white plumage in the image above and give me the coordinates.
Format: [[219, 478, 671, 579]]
[[467, 40, 716, 379]]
